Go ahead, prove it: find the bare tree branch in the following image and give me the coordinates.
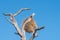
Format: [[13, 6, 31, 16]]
[[4, 16, 13, 24], [35, 26, 45, 31], [4, 13, 22, 35], [14, 8, 30, 16], [3, 8, 44, 40], [3, 13, 26, 40], [3, 13, 11, 16], [30, 26, 45, 40], [3, 8, 30, 17]]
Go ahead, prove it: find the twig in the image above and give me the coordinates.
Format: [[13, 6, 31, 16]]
[[30, 26, 45, 40], [14, 8, 30, 16], [4, 13, 26, 40]]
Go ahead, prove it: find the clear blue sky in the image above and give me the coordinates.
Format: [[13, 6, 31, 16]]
[[0, 0, 60, 40]]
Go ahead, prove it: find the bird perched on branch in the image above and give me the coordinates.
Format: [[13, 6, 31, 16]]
[[22, 13, 37, 33], [22, 13, 45, 38]]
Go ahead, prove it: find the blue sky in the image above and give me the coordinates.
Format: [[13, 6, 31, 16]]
[[0, 0, 60, 40]]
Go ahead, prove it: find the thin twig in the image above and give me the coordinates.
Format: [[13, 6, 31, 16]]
[[30, 26, 45, 40], [4, 16, 13, 24], [14, 8, 30, 16]]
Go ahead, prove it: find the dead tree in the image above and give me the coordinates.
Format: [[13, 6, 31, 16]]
[[3, 8, 44, 40]]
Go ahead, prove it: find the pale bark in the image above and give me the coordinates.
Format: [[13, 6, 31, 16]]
[[3, 8, 30, 40], [3, 8, 44, 40]]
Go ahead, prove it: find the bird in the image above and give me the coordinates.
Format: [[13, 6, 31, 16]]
[[22, 13, 37, 33]]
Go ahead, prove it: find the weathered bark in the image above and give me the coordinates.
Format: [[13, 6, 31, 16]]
[[3, 8, 30, 40], [3, 8, 44, 40]]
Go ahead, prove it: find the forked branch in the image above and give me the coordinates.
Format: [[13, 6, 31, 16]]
[[3, 8, 30, 40], [3, 8, 44, 40], [30, 26, 45, 40]]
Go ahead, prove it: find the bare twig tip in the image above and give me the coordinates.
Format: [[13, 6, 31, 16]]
[[23, 8, 30, 10], [32, 13, 35, 17]]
